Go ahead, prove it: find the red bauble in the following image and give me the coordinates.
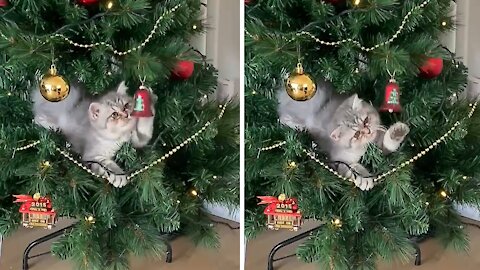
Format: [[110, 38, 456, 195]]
[[131, 86, 154, 117], [77, 0, 100, 5], [172, 60, 194, 80], [380, 80, 402, 113], [419, 57, 443, 79], [0, 0, 9, 7]]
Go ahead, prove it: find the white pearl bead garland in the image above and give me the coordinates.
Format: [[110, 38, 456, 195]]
[[260, 101, 478, 188], [14, 104, 228, 181], [2, 5, 182, 57]]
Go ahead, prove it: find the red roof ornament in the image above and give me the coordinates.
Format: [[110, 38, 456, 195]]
[[13, 193, 57, 229], [258, 194, 303, 231]]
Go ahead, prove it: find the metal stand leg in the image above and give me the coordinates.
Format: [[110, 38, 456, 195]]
[[23, 224, 76, 270], [267, 225, 323, 270], [166, 241, 173, 263], [411, 240, 422, 266], [22, 223, 174, 269]]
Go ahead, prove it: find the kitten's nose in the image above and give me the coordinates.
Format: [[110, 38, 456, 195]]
[[361, 128, 371, 135]]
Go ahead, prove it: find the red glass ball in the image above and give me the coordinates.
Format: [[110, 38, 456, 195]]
[[172, 61, 194, 80], [419, 57, 443, 79]]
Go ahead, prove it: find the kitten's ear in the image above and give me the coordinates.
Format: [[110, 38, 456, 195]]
[[89, 102, 101, 121], [116, 81, 128, 95], [350, 94, 362, 110], [330, 127, 342, 141]]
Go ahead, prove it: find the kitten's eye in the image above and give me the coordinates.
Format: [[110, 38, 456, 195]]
[[363, 117, 369, 126], [111, 112, 119, 119], [124, 103, 130, 110], [354, 131, 361, 139]]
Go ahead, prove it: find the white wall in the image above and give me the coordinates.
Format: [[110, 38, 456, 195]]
[[452, 0, 480, 221], [191, 1, 240, 222]]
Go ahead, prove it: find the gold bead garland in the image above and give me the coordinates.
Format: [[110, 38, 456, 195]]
[[2, 4, 182, 57], [259, 101, 478, 187], [246, 0, 431, 53], [14, 104, 228, 181]]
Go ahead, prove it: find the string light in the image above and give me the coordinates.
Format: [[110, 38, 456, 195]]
[[176, 200, 181, 204], [332, 218, 342, 228], [288, 161, 297, 169], [441, 21, 447, 27], [192, 24, 198, 30], [85, 215, 96, 224], [213, 175, 218, 179], [353, 0, 361, 6], [7, 92, 12, 96], [106, 1, 114, 9], [463, 176, 468, 180], [191, 189, 198, 196], [425, 201, 430, 206], [440, 190, 448, 198]]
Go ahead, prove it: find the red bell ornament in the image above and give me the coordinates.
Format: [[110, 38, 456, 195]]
[[380, 79, 402, 113], [131, 86, 154, 117]]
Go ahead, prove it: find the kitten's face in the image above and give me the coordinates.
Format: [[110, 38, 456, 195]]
[[88, 82, 136, 138], [330, 94, 382, 148]]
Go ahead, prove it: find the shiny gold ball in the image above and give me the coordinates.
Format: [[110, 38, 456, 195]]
[[285, 63, 316, 101], [39, 65, 70, 102]]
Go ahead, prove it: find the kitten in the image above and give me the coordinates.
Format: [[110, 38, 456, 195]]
[[278, 80, 409, 190], [32, 81, 155, 188]]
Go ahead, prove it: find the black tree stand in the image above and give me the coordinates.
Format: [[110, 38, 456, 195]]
[[22, 223, 173, 270], [266, 225, 424, 270]]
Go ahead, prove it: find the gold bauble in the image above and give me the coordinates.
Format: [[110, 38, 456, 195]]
[[285, 63, 316, 101], [39, 65, 70, 102]]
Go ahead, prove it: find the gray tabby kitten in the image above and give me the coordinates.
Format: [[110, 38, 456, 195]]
[[32, 81, 155, 188], [278, 80, 409, 190]]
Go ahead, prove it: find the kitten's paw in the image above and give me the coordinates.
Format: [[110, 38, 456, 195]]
[[389, 122, 410, 142], [108, 174, 128, 188], [90, 162, 129, 188], [354, 177, 374, 191]]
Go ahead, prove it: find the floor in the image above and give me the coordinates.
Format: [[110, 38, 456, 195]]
[[0, 218, 240, 270], [246, 219, 480, 270]]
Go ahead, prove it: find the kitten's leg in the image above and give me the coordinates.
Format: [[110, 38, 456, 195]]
[[34, 115, 60, 131], [131, 116, 154, 148], [378, 122, 410, 154], [337, 163, 374, 191], [88, 158, 128, 188]]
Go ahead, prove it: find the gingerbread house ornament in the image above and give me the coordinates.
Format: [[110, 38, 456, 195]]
[[13, 193, 57, 229], [258, 194, 303, 231]]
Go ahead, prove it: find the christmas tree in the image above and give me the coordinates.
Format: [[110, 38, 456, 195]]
[[246, 0, 480, 269], [0, 0, 239, 269]]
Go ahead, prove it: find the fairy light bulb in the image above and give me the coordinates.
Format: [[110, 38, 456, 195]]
[[288, 161, 297, 169], [440, 190, 448, 198], [425, 201, 430, 206], [191, 189, 198, 196], [441, 21, 447, 26], [353, 0, 361, 6], [332, 218, 342, 227], [106, 1, 114, 9], [193, 24, 198, 30]]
